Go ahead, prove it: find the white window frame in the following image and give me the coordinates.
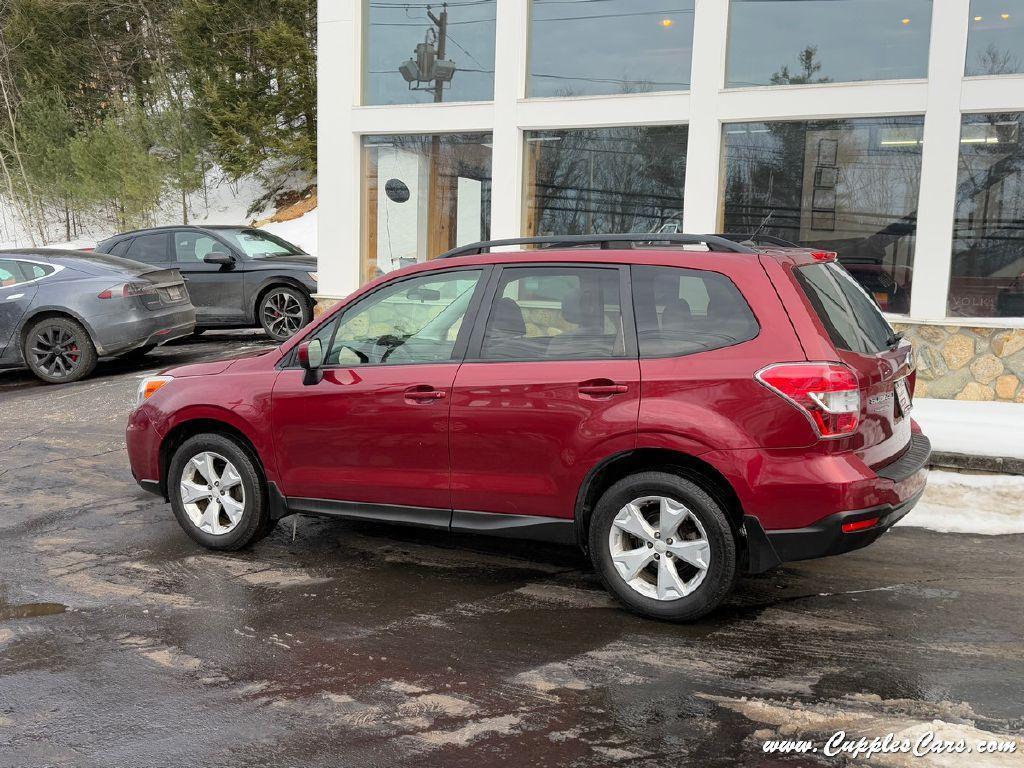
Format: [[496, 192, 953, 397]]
[[318, 0, 1024, 327]]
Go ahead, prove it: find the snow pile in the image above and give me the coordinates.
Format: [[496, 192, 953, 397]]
[[912, 398, 1024, 461], [897, 470, 1024, 535], [261, 207, 318, 257]]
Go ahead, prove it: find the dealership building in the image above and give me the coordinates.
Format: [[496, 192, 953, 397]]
[[316, 0, 1024, 401]]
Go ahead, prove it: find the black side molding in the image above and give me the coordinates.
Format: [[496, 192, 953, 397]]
[[285, 496, 451, 530], [276, 494, 576, 544], [451, 510, 576, 545]]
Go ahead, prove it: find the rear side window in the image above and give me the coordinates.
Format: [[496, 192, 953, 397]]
[[108, 239, 131, 257], [20, 262, 53, 280], [480, 267, 624, 361], [631, 265, 758, 357], [795, 262, 893, 355], [0, 259, 24, 287], [124, 233, 170, 263]]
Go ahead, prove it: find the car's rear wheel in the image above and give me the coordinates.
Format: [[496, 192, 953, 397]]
[[589, 471, 736, 621], [168, 433, 274, 551], [258, 286, 311, 342], [23, 316, 98, 384]]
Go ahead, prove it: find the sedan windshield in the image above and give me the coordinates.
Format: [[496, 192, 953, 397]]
[[218, 228, 304, 258]]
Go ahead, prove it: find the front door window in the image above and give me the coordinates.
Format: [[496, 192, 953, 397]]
[[316, 270, 483, 366]]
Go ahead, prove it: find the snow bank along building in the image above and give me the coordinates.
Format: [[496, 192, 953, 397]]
[[316, 0, 1024, 402]]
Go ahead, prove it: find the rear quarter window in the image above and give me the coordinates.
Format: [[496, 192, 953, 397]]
[[631, 265, 759, 357], [794, 262, 894, 355]]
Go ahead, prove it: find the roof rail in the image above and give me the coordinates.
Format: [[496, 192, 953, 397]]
[[436, 233, 757, 259]]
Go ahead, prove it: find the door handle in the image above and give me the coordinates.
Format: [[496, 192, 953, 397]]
[[404, 386, 446, 402], [578, 380, 629, 396]]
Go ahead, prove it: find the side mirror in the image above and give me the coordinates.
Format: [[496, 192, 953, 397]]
[[297, 339, 324, 385], [203, 251, 234, 266]]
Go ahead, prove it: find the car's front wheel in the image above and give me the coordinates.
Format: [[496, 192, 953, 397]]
[[589, 471, 736, 621], [23, 316, 98, 384], [168, 433, 275, 550], [258, 286, 311, 342]]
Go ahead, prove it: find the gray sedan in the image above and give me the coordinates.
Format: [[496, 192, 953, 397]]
[[0, 250, 196, 384]]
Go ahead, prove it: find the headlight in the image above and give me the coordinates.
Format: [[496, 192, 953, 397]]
[[307, 271, 318, 282], [137, 375, 173, 407]]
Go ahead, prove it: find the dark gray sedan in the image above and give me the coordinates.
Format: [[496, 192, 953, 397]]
[[0, 250, 195, 384]]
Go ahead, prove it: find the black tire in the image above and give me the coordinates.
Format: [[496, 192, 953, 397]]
[[168, 433, 275, 551], [258, 286, 311, 342], [23, 316, 98, 384], [588, 471, 737, 622]]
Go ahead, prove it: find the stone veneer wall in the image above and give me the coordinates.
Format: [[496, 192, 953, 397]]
[[893, 323, 1024, 402]]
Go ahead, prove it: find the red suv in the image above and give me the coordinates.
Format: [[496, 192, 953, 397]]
[[127, 234, 930, 621]]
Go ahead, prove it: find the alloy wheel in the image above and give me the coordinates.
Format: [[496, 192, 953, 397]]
[[607, 495, 711, 601], [30, 325, 82, 379], [262, 291, 304, 339], [179, 451, 246, 535]]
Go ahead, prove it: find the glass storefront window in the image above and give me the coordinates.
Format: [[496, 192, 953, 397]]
[[361, 134, 492, 283], [966, 1, 1024, 75], [524, 126, 688, 237], [726, 0, 932, 88], [528, 0, 695, 98], [363, 0, 496, 105], [949, 113, 1024, 318], [721, 117, 924, 314]]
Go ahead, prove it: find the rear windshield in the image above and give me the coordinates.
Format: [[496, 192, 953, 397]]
[[795, 262, 894, 355]]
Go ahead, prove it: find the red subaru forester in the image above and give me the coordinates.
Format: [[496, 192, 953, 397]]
[[127, 234, 930, 621]]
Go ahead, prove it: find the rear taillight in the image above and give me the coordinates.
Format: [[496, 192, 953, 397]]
[[98, 281, 157, 300], [756, 362, 861, 439]]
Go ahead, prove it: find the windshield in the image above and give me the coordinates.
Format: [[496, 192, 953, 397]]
[[218, 228, 304, 258]]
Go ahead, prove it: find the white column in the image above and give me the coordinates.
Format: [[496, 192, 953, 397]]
[[909, 0, 971, 320], [682, 0, 731, 234], [489, 0, 529, 241], [316, 0, 362, 302]]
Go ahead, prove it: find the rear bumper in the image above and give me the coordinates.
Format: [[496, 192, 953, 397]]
[[95, 306, 196, 355], [741, 433, 931, 573], [743, 488, 924, 572]]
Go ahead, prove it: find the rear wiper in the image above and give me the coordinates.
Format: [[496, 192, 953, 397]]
[[886, 330, 905, 348]]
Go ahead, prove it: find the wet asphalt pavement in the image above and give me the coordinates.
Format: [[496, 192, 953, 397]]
[[1, 332, 1023, 767]]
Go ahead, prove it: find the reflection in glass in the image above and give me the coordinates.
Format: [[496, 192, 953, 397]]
[[524, 126, 688, 237], [949, 113, 1024, 318], [966, 1, 1024, 75], [528, 0, 694, 98], [726, 0, 932, 88], [363, 0, 496, 105], [362, 134, 492, 283], [721, 117, 924, 314]]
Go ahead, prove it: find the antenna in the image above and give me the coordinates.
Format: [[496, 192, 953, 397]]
[[748, 210, 774, 242]]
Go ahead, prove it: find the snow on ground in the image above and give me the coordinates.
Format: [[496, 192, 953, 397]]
[[912, 398, 1024, 460], [897, 469, 1024, 535], [261, 207, 317, 257]]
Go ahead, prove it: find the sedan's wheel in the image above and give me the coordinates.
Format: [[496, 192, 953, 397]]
[[258, 287, 310, 341], [590, 471, 736, 621], [168, 434, 274, 550], [23, 317, 97, 384]]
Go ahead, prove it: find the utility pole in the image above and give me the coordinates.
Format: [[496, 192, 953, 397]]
[[427, 4, 448, 104]]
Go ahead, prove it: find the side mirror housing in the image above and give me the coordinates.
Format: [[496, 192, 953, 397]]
[[297, 339, 324, 385], [203, 251, 234, 266]]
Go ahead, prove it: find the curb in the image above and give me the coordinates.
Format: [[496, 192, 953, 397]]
[[930, 451, 1024, 477]]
